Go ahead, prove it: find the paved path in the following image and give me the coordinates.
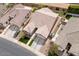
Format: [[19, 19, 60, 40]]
[[40, 39, 51, 55]]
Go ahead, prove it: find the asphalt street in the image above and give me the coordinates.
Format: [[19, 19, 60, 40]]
[[0, 37, 37, 56]]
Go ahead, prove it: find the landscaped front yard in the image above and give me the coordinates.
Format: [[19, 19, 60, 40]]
[[19, 36, 30, 44], [29, 39, 34, 46]]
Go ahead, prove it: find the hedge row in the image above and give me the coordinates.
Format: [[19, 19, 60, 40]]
[[68, 4, 79, 14]]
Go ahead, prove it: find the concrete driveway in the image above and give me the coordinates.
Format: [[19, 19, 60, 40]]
[[4, 25, 19, 38]]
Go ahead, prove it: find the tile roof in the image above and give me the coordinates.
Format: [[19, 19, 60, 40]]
[[0, 4, 23, 25], [0, 4, 32, 27], [23, 22, 36, 34], [35, 25, 49, 39], [10, 8, 32, 27], [55, 17, 79, 55], [36, 8, 58, 17], [24, 8, 58, 38]]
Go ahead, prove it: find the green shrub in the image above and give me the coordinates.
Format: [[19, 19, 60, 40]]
[[32, 7, 38, 12], [66, 15, 72, 19], [29, 39, 34, 46], [68, 4, 79, 14], [59, 11, 66, 16], [19, 36, 29, 44]]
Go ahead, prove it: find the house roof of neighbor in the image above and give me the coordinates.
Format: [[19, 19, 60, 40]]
[[42, 3, 70, 9], [55, 17, 79, 55], [10, 7, 32, 28], [0, 4, 32, 27]]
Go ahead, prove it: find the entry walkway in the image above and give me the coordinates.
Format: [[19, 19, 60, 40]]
[[40, 39, 51, 55]]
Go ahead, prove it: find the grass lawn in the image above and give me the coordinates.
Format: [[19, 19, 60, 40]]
[[68, 4, 79, 14], [59, 11, 66, 16], [19, 36, 30, 44], [29, 39, 34, 46]]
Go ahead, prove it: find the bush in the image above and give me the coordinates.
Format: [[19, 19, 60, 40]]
[[32, 7, 38, 12], [59, 11, 66, 16], [66, 15, 72, 19], [19, 36, 30, 44]]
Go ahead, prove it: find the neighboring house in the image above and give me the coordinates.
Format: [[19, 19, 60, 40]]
[[42, 3, 70, 13], [0, 4, 22, 27], [10, 7, 32, 28], [1, 4, 32, 38], [42, 3, 70, 9], [54, 17, 79, 56], [0, 4, 32, 27], [23, 3, 70, 12], [0, 4, 7, 18], [23, 8, 59, 50], [31, 3, 70, 13]]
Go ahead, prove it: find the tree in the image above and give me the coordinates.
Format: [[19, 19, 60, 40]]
[[48, 42, 59, 56]]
